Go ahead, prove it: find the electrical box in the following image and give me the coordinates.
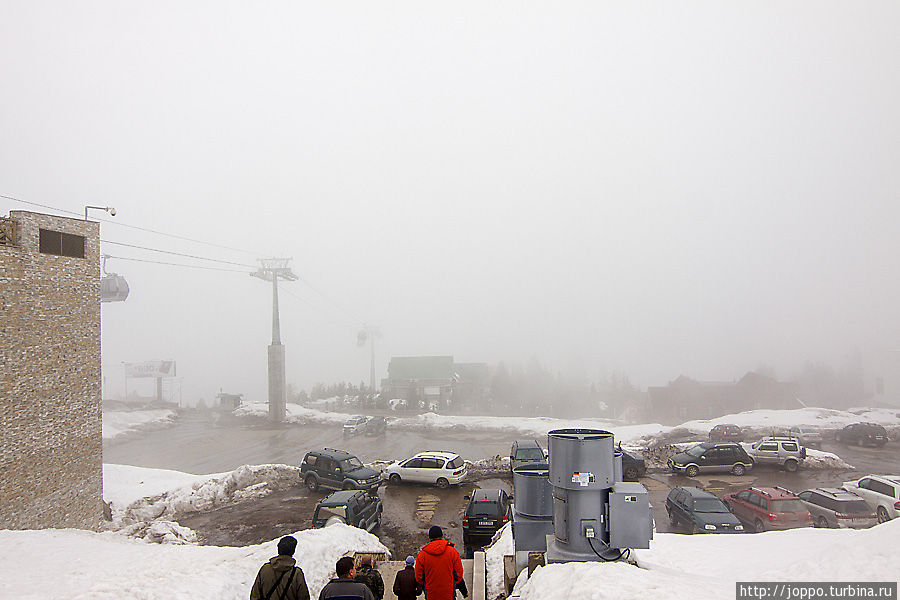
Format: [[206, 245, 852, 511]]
[[608, 481, 652, 549]]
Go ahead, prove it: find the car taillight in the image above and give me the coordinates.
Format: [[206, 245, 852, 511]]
[[894, 501, 900, 511], [453, 469, 464, 475], [768, 513, 777, 521], [835, 513, 850, 519], [501, 516, 509, 524], [462, 516, 468, 527]]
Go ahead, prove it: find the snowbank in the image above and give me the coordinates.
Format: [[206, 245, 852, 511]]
[[103, 464, 225, 519], [513, 519, 900, 600], [484, 523, 514, 599], [0, 524, 389, 600], [676, 407, 900, 435], [102, 409, 177, 441]]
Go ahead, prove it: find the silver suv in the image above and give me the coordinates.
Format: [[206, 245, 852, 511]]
[[343, 415, 368, 437], [745, 436, 806, 472], [786, 427, 823, 449]]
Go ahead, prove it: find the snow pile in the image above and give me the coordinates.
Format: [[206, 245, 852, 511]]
[[120, 464, 299, 524], [104, 464, 224, 518], [514, 519, 900, 600], [118, 519, 199, 544], [676, 407, 900, 435], [0, 524, 389, 600], [484, 523, 513, 599], [236, 402, 350, 425], [468, 455, 511, 479], [102, 409, 177, 441]]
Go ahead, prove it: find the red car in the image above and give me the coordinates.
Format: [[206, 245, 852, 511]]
[[724, 486, 812, 533], [709, 424, 745, 443]]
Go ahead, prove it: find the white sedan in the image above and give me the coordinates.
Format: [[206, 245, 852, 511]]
[[842, 475, 900, 523], [382, 451, 467, 489]]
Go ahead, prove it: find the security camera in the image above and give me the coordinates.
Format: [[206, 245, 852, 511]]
[[108, 208, 116, 216]]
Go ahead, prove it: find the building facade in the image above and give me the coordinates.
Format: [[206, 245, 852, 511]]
[[0, 210, 103, 529]]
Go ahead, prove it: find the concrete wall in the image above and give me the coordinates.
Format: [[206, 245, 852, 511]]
[[0, 210, 103, 530]]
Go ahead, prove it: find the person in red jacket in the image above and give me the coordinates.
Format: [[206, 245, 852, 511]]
[[414, 526, 463, 600]]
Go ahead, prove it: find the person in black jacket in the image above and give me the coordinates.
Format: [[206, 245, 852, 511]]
[[319, 557, 374, 600], [392, 556, 422, 600]]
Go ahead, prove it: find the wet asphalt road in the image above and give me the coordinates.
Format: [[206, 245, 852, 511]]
[[105, 412, 900, 555]]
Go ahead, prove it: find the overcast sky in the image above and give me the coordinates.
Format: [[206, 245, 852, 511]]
[[2, 2, 899, 404]]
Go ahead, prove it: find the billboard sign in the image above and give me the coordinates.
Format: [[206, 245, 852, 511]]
[[124, 360, 176, 378]]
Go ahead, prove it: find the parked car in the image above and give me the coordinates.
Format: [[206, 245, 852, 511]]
[[669, 442, 754, 477], [343, 415, 368, 437], [745, 436, 806, 472], [300, 448, 381, 493], [841, 475, 900, 523], [383, 451, 467, 489], [835, 423, 888, 447], [786, 426, 823, 449], [708, 424, 745, 443], [312, 489, 383, 532], [723, 486, 812, 533], [665, 486, 744, 534], [364, 416, 387, 436], [510, 440, 547, 474], [796, 488, 877, 529], [462, 488, 512, 546], [619, 445, 646, 481]]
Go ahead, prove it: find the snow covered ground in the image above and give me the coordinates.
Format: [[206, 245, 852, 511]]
[[0, 524, 389, 600], [102, 409, 177, 441], [235, 402, 900, 447], [512, 519, 900, 600]]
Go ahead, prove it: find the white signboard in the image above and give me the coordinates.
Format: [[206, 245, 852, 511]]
[[124, 360, 176, 378]]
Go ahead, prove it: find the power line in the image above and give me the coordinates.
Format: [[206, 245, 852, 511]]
[[100, 240, 257, 268], [1, 192, 262, 256], [287, 277, 363, 324], [280, 285, 358, 330], [103, 254, 250, 273]]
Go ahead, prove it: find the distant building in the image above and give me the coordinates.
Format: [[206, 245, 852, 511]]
[[0, 210, 103, 530], [648, 372, 799, 424], [216, 392, 243, 410], [382, 356, 489, 412]]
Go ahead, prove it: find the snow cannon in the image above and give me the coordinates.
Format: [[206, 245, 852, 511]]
[[544, 428, 652, 563]]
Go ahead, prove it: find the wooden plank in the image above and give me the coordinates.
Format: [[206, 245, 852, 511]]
[[503, 554, 517, 594], [473, 551, 486, 600]]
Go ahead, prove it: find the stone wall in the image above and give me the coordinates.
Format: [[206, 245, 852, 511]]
[[0, 210, 103, 530]]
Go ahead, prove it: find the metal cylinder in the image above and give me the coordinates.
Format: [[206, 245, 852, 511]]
[[548, 429, 616, 489], [613, 450, 623, 483], [513, 463, 553, 518]]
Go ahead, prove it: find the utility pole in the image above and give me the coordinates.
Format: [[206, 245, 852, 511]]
[[358, 324, 381, 395], [251, 258, 297, 423]]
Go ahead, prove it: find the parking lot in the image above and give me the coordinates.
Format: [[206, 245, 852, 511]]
[[107, 413, 900, 556]]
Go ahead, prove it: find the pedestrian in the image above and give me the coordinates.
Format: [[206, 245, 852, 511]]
[[250, 535, 310, 600], [319, 556, 375, 600], [392, 556, 423, 600], [354, 554, 385, 600], [414, 526, 463, 600]]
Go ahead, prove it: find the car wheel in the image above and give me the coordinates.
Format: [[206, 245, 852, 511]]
[[754, 519, 765, 534], [436, 477, 450, 489], [817, 517, 829, 529], [667, 509, 678, 526], [389, 473, 401, 485], [343, 480, 357, 490], [877, 506, 890, 524], [691, 524, 701, 535], [685, 465, 700, 478], [783, 459, 798, 473], [624, 466, 639, 481], [305, 475, 319, 491], [731, 464, 746, 476]]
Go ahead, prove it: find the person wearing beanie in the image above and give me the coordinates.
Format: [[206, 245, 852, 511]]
[[250, 535, 310, 600], [414, 526, 463, 600], [392, 556, 422, 600]]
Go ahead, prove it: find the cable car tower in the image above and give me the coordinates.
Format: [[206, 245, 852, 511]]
[[251, 258, 297, 423]]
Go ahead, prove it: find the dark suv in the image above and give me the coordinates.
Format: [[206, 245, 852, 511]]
[[665, 486, 744, 534], [462, 488, 512, 547], [724, 486, 812, 533], [313, 489, 383, 532], [709, 424, 745, 443], [510, 440, 546, 474], [835, 423, 888, 447], [364, 416, 387, 436], [669, 443, 754, 477], [300, 448, 381, 493], [619, 445, 646, 481]]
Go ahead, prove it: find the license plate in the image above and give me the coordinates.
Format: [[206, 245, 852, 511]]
[[479, 521, 493, 526]]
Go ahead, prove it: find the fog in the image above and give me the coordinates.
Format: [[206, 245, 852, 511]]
[[2, 2, 899, 405]]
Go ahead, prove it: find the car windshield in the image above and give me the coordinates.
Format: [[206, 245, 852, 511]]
[[693, 498, 729, 513], [686, 446, 706, 458], [770, 499, 804, 512], [315, 505, 346, 520], [340, 457, 363, 470], [469, 501, 501, 516], [839, 499, 873, 514], [515, 448, 545, 461]]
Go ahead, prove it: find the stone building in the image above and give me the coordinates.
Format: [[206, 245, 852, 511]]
[[0, 210, 103, 530]]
